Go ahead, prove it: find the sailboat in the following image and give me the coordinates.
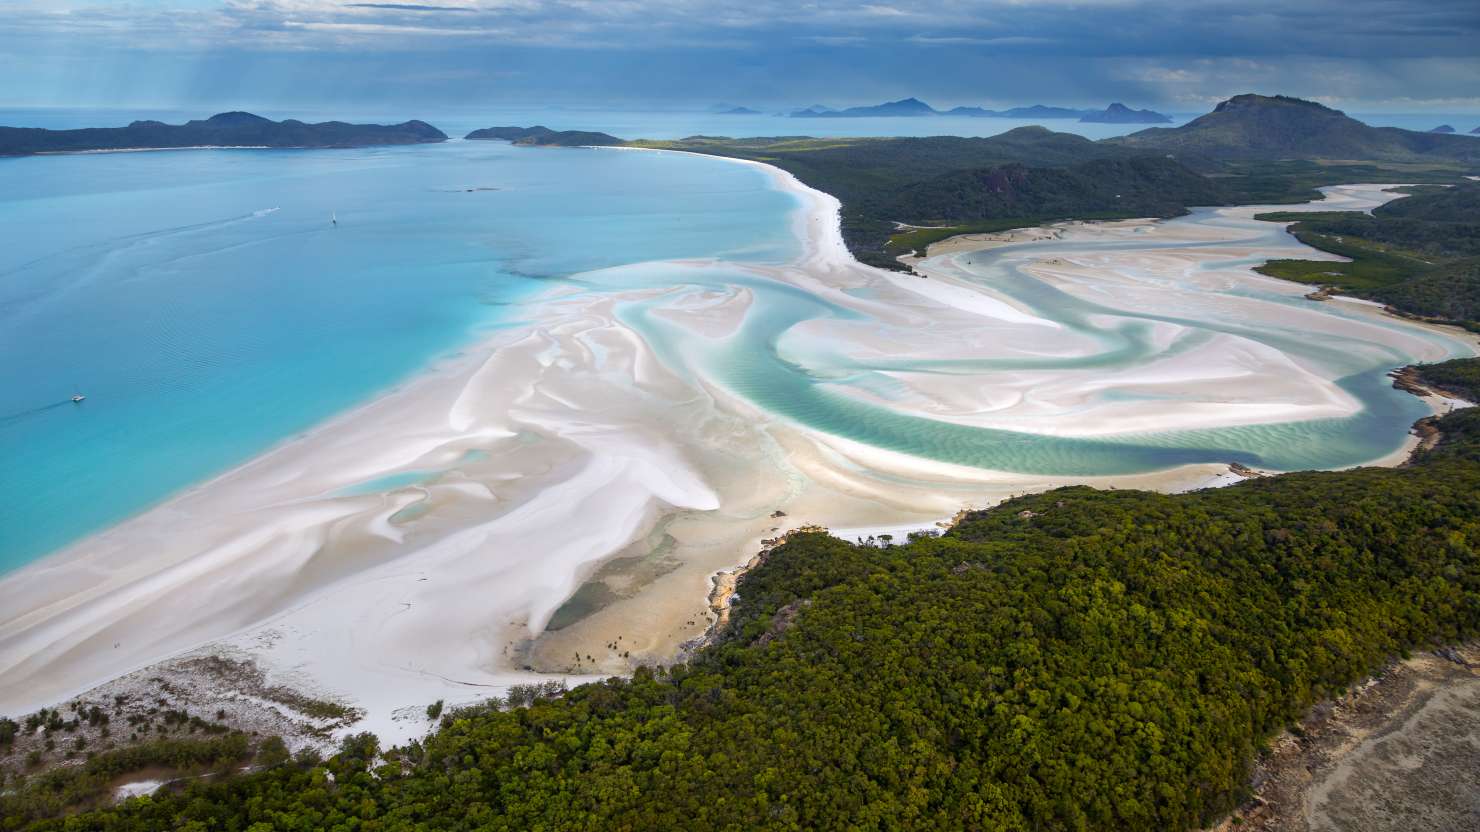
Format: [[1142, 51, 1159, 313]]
[[331, 211, 337, 227]]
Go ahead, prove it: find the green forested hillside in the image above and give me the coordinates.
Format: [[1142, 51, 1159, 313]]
[[1411, 358, 1480, 405], [1107, 94, 1480, 167], [887, 157, 1226, 226], [12, 408, 1480, 832], [628, 131, 1212, 268], [1255, 182, 1480, 328]]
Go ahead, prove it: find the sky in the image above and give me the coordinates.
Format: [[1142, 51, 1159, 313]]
[[1, 0, 1478, 114]]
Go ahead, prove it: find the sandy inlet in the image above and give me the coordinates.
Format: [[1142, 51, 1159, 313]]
[[0, 161, 1472, 745]]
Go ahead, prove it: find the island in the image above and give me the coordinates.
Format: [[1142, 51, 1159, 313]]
[[464, 126, 623, 147], [1106, 94, 1480, 166], [944, 104, 1089, 119], [1078, 102, 1172, 124], [0, 111, 447, 156], [990, 104, 1094, 119], [801, 97, 939, 117], [787, 104, 836, 117], [1430, 124, 1456, 133], [794, 100, 1172, 122], [717, 106, 762, 115]]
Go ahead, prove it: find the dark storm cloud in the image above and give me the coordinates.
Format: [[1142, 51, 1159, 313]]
[[0, 0, 1476, 110]]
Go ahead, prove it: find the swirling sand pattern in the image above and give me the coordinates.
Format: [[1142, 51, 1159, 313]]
[[0, 144, 1471, 744]]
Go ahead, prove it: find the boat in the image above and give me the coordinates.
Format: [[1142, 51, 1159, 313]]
[[71, 394, 86, 403], [331, 211, 337, 227]]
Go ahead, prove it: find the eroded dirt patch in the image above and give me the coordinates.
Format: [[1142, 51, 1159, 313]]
[[1212, 643, 1480, 832]]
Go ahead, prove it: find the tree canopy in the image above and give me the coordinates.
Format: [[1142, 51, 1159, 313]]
[[10, 406, 1480, 831]]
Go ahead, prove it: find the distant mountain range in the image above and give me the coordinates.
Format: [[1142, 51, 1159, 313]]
[[0, 112, 446, 156], [1106, 94, 1480, 166], [790, 98, 1171, 123], [464, 126, 623, 147]]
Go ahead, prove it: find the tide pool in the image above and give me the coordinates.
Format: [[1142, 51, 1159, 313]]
[[0, 140, 799, 570]]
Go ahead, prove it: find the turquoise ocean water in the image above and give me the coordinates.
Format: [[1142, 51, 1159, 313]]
[[0, 137, 799, 570]]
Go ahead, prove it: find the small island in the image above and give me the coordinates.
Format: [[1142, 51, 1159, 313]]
[[1431, 124, 1457, 133], [0, 111, 447, 156], [1079, 102, 1172, 124], [804, 97, 939, 117], [797, 99, 1171, 122], [944, 104, 1090, 119], [464, 126, 623, 147]]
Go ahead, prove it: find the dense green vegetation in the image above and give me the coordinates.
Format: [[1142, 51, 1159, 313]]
[[11, 406, 1480, 831], [1412, 358, 1480, 404], [464, 126, 623, 147], [889, 157, 1225, 227], [1254, 182, 1480, 328]]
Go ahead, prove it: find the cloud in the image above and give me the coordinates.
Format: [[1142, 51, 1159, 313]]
[[803, 35, 869, 46], [7, 0, 1477, 58], [0, 0, 1477, 110], [906, 35, 1058, 46], [342, 3, 476, 11], [282, 19, 510, 36]]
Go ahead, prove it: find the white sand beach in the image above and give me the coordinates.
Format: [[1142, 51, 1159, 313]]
[[0, 161, 1473, 746]]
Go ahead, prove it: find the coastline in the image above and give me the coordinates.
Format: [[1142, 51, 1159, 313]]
[[1, 153, 1473, 749]]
